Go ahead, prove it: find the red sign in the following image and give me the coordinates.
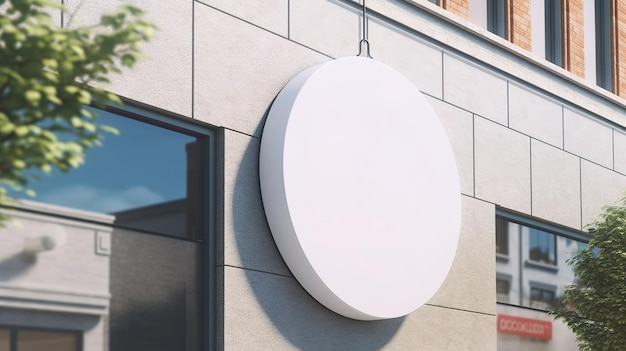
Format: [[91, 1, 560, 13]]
[[497, 314, 552, 340]]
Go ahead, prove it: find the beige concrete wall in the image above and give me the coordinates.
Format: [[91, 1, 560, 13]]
[[57, 0, 626, 349]]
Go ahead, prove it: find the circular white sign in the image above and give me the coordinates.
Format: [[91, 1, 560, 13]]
[[259, 57, 461, 320]]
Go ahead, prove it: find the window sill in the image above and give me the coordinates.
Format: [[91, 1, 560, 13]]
[[524, 260, 558, 273], [496, 253, 510, 262]]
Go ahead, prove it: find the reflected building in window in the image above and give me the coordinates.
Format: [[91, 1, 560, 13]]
[[0, 107, 212, 351], [495, 218, 581, 310], [496, 216, 587, 350]]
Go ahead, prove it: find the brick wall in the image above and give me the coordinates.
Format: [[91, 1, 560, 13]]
[[564, 0, 585, 78], [442, 0, 469, 20], [508, 0, 532, 51]]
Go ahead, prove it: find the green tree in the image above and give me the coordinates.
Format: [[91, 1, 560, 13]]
[[0, 0, 156, 223], [552, 198, 626, 351]]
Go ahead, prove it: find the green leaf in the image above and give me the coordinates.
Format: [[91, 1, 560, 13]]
[[0, 0, 154, 226], [65, 85, 80, 94], [70, 116, 83, 128], [99, 125, 119, 135], [25, 90, 42, 105], [12, 159, 26, 168], [14, 126, 30, 136]]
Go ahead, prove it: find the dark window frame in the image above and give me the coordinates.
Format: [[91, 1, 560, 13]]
[[107, 103, 218, 351]]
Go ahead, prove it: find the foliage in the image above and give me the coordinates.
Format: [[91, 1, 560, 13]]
[[551, 197, 626, 351], [0, 0, 156, 223]]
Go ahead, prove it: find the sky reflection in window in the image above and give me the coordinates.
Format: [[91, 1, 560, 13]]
[[22, 109, 197, 214]]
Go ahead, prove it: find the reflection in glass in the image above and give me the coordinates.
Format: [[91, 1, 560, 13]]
[[17, 330, 77, 351], [528, 228, 556, 265], [530, 287, 555, 310], [487, 0, 506, 38], [496, 218, 588, 311], [14, 109, 206, 239], [0, 328, 9, 351], [496, 218, 509, 255], [496, 279, 510, 303]]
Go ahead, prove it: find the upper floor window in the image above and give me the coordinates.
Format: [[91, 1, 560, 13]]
[[529, 286, 556, 310], [595, 0, 613, 91], [528, 228, 556, 265], [487, 0, 507, 38], [545, 0, 563, 66]]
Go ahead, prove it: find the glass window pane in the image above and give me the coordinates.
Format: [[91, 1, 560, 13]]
[[530, 287, 555, 310], [496, 218, 509, 255], [595, 0, 613, 91], [109, 228, 203, 351], [0, 328, 9, 351], [496, 279, 510, 303], [496, 217, 587, 348], [487, 0, 506, 38], [545, 0, 563, 66], [17, 330, 77, 351], [528, 228, 556, 265], [14, 109, 206, 239]]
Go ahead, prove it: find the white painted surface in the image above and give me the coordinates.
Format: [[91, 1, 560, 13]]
[[531, 0, 545, 58], [260, 57, 462, 320], [469, 0, 488, 29], [584, 0, 597, 83]]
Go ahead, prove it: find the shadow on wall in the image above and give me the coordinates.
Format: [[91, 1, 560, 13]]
[[0, 252, 37, 281], [230, 110, 404, 350]]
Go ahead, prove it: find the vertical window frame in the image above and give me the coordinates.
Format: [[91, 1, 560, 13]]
[[106, 103, 218, 351], [487, 0, 507, 38], [545, 0, 564, 66], [595, 0, 614, 91], [527, 227, 557, 266]]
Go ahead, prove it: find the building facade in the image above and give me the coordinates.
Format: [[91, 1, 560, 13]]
[[2, 0, 626, 350]]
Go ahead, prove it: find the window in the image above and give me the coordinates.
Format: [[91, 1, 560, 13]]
[[0, 327, 80, 351], [14, 107, 208, 240], [8, 106, 215, 351], [528, 228, 556, 265], [496, 218, 509, 256], [428, 0, 438, 4], [487, 0, 507, 38], [496, 278, 510, 303], [495, 213, 589, 310], [545, 0, 563, 66], [530, 287, 556, 310], [595, 0, 613, 91]]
